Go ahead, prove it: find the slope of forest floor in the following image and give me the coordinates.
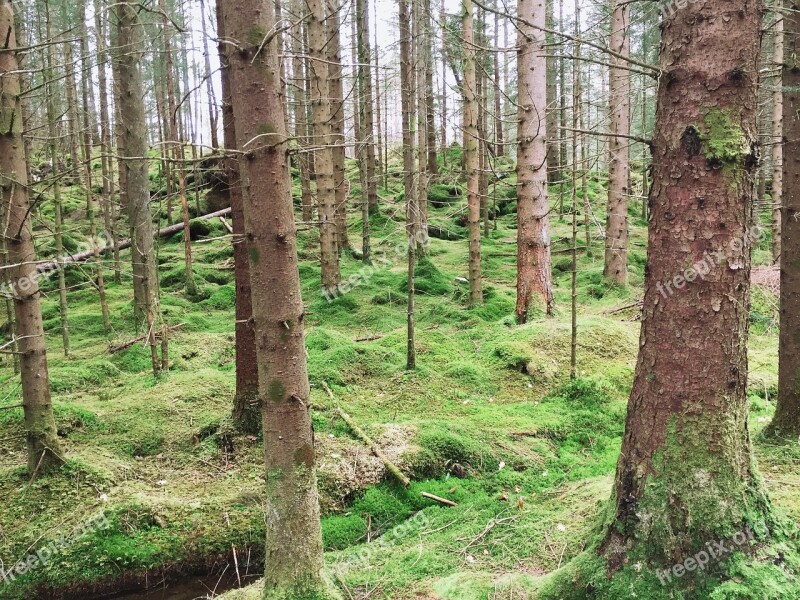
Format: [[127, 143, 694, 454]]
[[0, 152, 795, 599]]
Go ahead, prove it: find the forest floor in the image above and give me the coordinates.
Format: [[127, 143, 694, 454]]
[[0, 152, 796, 600]]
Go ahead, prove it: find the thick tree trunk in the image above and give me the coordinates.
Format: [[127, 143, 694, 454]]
[[114, 2, 162, 373], [0, 0, 65, 474], [515, 0, 554, 322], [770, 0, 800, 438], [544, 0, 774, 593], [308, 0, 341, 290], [463, 0, 483, 304], [218, 1, 341, 596], [603, 0, 631, 285], [216, 1, 259, 435]]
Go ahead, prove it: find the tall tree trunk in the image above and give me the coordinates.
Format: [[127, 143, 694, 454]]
[[493, 3, 504, 159], [545, 0, 559, 183], [771, 8, 783, 265], [356, 0, 377, 257], [79, 0, 110, 333], [216, 1, 260, 435], [291, 0, 314, 223], [218, 1, 341, 596], [1, 0, 65, 474], [114, 1, 162, 374], [416, 0, 430, 247], [515, 0, 554, 322], [770, 0, 800, 438], [400, 0, 418, 369], [44, 1, 69, 356], [326, 0, 349, 252], [425, 0, 438, 175], [309, 0, 341, 290], [544, 0, 775, 592], [160, 0, 197, 297], [463, 0, 483, 304], [373, 0, 386, 194], [199, 0, 219, 150], [94, 0, 121, 284], [603, 0, 630, 285]]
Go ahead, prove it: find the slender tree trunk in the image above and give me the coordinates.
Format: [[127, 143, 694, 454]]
[[114, 1, 162, 374], [161, 0, 197, 297], [515, 0, 554, 322], [79, 0, 110, 333], [545, 0, 558, 183], [44, 2, 69, 356], [2, 0, 65, 474], [356, 0, 377, 257], [308, 0, 341, 290], [770, 0, 800, 438], [544, 0, 775, 591], [94, 0, 121, 284], [425, 0, 438, 175], [216, 1, 260, 434], [326, 0, 349, 251], [463, 0, 483, 304], [416, 0, 430, 248], [218, 1, 342, 596], [603, 0, 630, 284], [400, 0, 418, 370], [771, 8, 783, 265], [373, 0, 386, 194], [199, 0, 219, 150], [291, 0, 314, 223]]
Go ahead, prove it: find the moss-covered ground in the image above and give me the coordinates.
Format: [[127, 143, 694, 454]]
[[0, 149, 795, 599]]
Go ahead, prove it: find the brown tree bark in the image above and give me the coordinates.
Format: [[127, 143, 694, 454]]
[[1, 0, 65, 474], [544, 0, 774, 592], [770, 0, 800, 438], [545, 0, 558, 183], [771, 8, 783, 265], [218, 1, 341, 596], [160, 0, 197, 297], [515, 0, 554, 322], [463, 0, 483, 304], [216, 1, 259, 435], [113, 1, 162, 374], [603, 0, 631, 285], [308, 0, 341, 290], [326, 0, 349, 252], [400, 0, 418, 369], [356, 0, 378, 257]]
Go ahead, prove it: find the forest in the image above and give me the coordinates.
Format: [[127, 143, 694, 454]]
[[0, 0, 798, 597]]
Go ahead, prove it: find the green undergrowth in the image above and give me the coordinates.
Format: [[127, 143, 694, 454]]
[[0, 151, 793, 600]]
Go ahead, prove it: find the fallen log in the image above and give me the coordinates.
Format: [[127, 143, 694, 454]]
[[321, 380, 411, 488], [108, 323, 185, 354], [35, 208, 233, 273]]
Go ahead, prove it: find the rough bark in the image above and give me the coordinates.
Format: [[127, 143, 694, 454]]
[[218, 1, 341, 596], [356, 0, 377, 257], [113, 2, 162, 373], [543, 0, 774, 593], [463, 0, 483, 304], [515, 0, 554, 322], [308, 0, 341, 290], [603, 0, 631, 285], [0, 0, 65, 474], [770, 0, 800, 438], [545, 0, 558, 182], [216, 1, 259, 435], [326, 0, 349, 251], [771, 9, 783, 265], [400, 0, 417, 369]]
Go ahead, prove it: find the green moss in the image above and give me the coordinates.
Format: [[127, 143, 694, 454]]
[[701, 107, 749, 163]]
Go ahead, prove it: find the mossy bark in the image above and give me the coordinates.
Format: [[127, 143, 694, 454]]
[[541, 0, 779, 595], [218, 0, 342, 597], [0, 0, 65, 474]]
